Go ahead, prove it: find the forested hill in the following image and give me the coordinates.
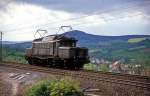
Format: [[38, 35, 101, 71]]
[[64, 30, 150, 46]]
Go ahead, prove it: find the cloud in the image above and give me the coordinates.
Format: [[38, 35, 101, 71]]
[[8, 0, 149, 14], [0, 0, 150, 41], [0, 2, 84, 40]]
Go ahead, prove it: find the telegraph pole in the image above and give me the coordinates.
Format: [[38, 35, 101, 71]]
[[0, 31, 2, 62]]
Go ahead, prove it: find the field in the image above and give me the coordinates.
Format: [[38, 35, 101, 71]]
[[128, 38, 146, 43]]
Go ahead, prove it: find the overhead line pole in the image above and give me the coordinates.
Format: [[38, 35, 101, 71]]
[[0, 31, 2, 62]]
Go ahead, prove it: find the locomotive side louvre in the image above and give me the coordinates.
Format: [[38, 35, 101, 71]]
[[32, 42, 54, 56], [32, 42, 54, 48], [58, 47, 89, 59], [58, 47, 76, 58], [32, 48, 53, 56]]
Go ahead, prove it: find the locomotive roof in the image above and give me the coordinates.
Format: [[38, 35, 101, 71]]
[[33, 34, 77, 43]]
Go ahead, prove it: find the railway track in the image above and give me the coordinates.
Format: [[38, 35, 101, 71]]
[[82, 70, 150, 83], [0, 61, 150, 90]]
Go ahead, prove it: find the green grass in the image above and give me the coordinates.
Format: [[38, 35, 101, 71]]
[[84, 63, 97, 70], [128, 38, 146, 43], [84, 63, 110, 72]]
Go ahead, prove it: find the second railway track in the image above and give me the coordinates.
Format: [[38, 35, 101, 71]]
[[0, 61, 150, 90]]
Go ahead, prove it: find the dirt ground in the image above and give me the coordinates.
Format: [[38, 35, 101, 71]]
[[0, 76, 12, 96], [0, 66, 54, 96]]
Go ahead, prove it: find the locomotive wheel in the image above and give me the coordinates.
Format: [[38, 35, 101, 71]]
[[53, 60, 64, 68], [76, 63, 84, 70], [27, 58, 36, 65], [41, 59, 48, 66], [64, 60, 84, 70], [29, 58, 43, 66], [65, 61, 76, 70], [34, 59, 40, 65], [27, 59, 33, 65], [47, 59, 53, 67]]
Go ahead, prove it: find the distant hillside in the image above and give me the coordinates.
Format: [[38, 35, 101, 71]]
[[2, 30, 150, 67], [64, 30, 150, 41], [2, 41, 18, 45], [64, 30, 150, 47], [3, 41, 32, 51]]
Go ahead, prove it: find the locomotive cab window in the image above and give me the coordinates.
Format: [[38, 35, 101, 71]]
[[60, 41, 76, 47]]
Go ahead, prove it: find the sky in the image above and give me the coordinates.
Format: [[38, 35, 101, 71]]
[[0, 0, 150, 41]]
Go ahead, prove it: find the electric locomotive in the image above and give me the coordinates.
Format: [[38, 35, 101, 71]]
[[25, 28, 89, 69]]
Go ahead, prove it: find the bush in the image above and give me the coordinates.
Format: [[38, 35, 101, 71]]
[[26, 78, 84, 96], [26, 80, 51, 96]]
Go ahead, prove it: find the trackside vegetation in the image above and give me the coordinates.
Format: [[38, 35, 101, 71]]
[[25, 78, 84, 96], [2, 47, 27, 64]]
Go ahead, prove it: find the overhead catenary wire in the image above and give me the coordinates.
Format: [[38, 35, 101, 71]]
[[1, 1, 150, 33], [2, 0, 149, 27], [3, 11, 146, 34], [69, 12, 144, 28]]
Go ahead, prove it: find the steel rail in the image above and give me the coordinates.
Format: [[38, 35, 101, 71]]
[[0, 61, 150, 89]]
